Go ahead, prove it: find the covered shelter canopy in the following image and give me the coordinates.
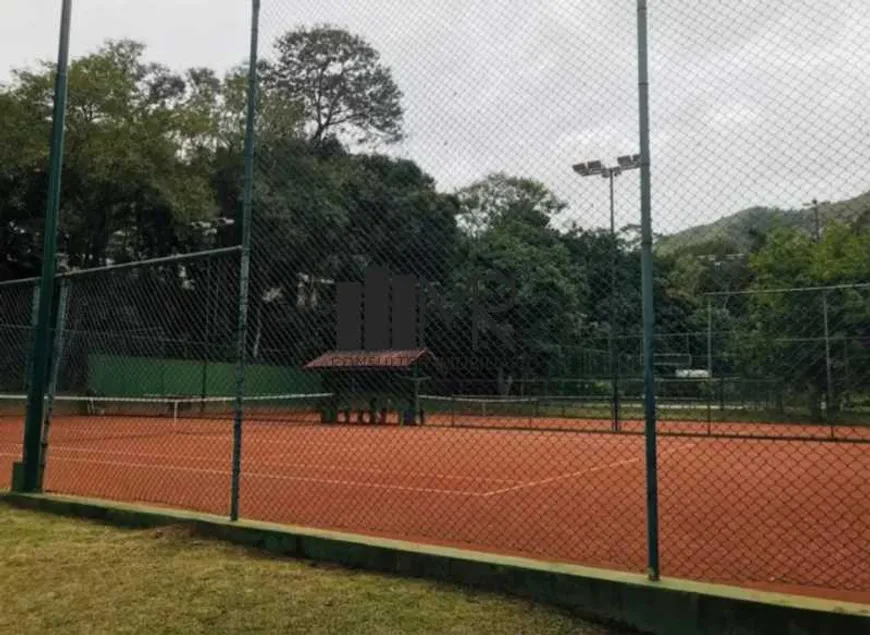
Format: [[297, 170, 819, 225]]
[[304, 348, 437, 425]]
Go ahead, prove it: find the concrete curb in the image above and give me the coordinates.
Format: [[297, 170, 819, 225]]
[[2, 492, 868, 635]]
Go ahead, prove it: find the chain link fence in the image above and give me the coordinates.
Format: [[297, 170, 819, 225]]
[[0, 280, 39, 489], [649, 0, 870, 594], [2, 0, 869, 606]]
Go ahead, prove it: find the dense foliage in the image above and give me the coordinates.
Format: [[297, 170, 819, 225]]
[[2, 30, 869, 418]]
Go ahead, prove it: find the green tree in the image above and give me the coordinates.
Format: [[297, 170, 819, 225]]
[[266, 25, 404, 146], [0, 76, 55, 279], [340, 154, 458, 282], [243, 139, 460, 366], [0, 40, 225, 270], [455, 173, 566, 236], [745, 224, 870, 419], [430, 175, 585, 390]]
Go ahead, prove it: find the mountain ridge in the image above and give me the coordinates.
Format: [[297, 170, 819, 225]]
[[655, 189, 870, 255]]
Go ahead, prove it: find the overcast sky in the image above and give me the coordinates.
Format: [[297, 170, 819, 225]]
[[2, 0, 868, 235]]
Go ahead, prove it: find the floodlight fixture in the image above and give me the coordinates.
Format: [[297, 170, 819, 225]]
[[572, 162, 592, 177], [617, 154, 641, 170], [575, 155, 640, 180], [573, 160, 609, 178]]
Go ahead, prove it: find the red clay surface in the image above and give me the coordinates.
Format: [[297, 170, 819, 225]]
[[1, 413, 869, 605]]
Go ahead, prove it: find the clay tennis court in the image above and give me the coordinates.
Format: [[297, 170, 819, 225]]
[[1, 410, 869, 604]]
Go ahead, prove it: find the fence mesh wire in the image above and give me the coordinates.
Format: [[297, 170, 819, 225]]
[[0, 280, 38, 488], [33, 251, 241, 514], [649, 0, 870, 594], [2, 0, 869, 606]]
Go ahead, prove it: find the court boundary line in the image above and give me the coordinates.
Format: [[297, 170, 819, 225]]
[[482, 442, 697, 497], [44, 455, 491, 497], [34, 443, 691, 499], [41, 445, 524, 485]]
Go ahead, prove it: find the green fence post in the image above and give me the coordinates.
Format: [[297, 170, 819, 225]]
[[23, 286, 41, 394], [20, 0, 73, 494], [38, 280, 70, 489], [636, 0, 660, 582], [230, 0, 261, 522], [201, 257, 213, 410]]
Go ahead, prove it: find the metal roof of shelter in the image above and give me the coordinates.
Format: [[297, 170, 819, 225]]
[[304, 348, 434, 371]]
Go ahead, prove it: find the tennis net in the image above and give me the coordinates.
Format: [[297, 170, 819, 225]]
[[419, 395, 541, 422], [417, 394, 624, 432], [0, 392, 334, 443]]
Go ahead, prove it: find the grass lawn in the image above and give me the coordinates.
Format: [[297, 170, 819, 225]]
[[0, 505, 635, 635]]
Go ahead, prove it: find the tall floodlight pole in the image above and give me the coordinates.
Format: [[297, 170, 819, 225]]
[[572, 155, 640, 432], [636, 0, 659, 582], [804, 198, 827, 243], [20, 0, 74, 493]]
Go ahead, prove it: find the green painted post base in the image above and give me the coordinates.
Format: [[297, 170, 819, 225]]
[[320, 404, 337, 424], [401, 408, 415, 426], [11, 462, 26, 492]]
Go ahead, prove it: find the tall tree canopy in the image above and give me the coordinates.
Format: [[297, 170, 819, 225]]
[[0, 40, 228, 272], [266, 25, 404, 146], [455, 173, 566, 236], [426, 175, 585, 387]]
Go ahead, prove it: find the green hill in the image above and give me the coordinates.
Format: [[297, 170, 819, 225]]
[[655, 190, 870, 255]]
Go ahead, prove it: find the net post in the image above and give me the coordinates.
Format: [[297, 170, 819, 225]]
[[636, 0, 660, 583], [230, 0, 261, 523], [38, 279, 70, 489], [20, 0, 73, 494]]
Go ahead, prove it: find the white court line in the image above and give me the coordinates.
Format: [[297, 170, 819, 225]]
[[44, 455, 486, 497], [41, 445, 521, 485], [5, 434, 389, 455], [482, 443, 697, 498], [6, 443, 700, 500]]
